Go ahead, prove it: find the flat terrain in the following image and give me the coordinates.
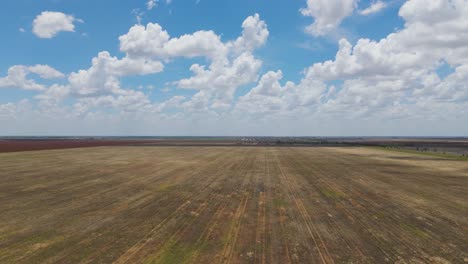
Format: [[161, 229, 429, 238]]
[[0, 140, 150, 153], [0, 139, 239, 153], [0, 147, 467, 263]]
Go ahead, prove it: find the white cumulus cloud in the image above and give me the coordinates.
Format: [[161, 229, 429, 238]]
[[119, 13, 269, 110], [68, 51, 163, 97], [0, 65, 64, 91], [300, 0, 358, 36], [307, 0, 468, 118], [4, 1, 467, 134]]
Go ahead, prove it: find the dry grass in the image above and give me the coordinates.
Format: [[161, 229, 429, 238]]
[[0, 146, 467, 263]]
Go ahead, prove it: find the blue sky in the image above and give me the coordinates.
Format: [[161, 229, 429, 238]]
[[0, 0, 467, 136]]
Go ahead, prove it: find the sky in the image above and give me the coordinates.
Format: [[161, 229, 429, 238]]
[[0, 0, 467, 136]]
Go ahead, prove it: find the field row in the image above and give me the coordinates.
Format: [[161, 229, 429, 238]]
[[0, 147, 467, 263]]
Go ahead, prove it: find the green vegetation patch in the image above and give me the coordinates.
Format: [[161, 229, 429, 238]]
[[368, 146, 468, 160], [273, 197, 286, 208], [319, 186, 346, 201], [157, 183, 175, 192], [144, 239, 199, 264], [400, 223, 429, 239]]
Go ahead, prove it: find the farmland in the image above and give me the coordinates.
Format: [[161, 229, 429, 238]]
[[0, 146, 467, 263]]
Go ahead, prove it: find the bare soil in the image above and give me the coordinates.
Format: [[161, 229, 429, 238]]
[[0, 147, 466, 263]]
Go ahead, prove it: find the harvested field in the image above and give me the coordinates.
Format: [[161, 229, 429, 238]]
[[0, 139, 240, 153], [0, 146, 467, 263], [0, 140, 151, 153]]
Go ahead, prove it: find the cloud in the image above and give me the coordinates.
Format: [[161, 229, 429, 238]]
[[178, 52, 262, 110], [0, 100, 31, 120], [119, 13, 268, 60], [55, 43, 165, 114], [120, 18, 263, 61], [68, 51, 163, 97], [178, 14, 269, 110], [0, 65, 64, 91], [120, 23, 227, 60], [360, 1, 387, 15], [229, 14, 269, 53], [119, 14, 269, 110], [28, 65, 65, 79], [73, 89, 152, 114], [235, 71, 288, 114], [165, 31, 227, 59], [306, 0, 468, 118], [235, 69, 327, 115], [155, 95, 185, 112], [4, 1, 467, 135], [147, 0, 157, 10], [0, 103, 16, 119], [119, 23, 170, 57], [232, 0, 468, 120], [0, 66, 44, 91], [131, 9, 145, 25], [310, 0, 468, 80], [32, 11, 82, 38], [300, 0, 357, 36]]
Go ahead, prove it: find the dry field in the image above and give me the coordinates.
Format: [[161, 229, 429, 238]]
[[0, 146, 467, 263]]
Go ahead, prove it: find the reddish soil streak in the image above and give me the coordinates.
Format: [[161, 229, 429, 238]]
[[0, 140, 150, 153]]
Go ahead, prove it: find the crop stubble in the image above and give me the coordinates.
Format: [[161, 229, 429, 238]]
[[0, 146, 466, 263]]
